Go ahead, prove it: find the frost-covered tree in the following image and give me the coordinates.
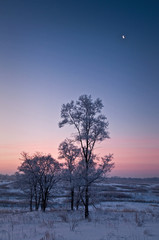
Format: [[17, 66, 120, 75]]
[[17, 152, 61, 212], [59, 94, 114, 218], [75, 153, 114, 211], [58, 138, 80, 210], [35, 153, 61, 212], [17, 152, 41, 211]]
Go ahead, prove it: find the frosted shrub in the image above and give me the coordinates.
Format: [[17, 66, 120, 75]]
[[135, 212, 144, 227], [69, 218, 78, 231], [59, 211, 68, 222]]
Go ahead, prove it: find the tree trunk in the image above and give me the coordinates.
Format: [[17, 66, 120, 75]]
[[76, 186, 81, 210], [41, 198, 46, 212], [29, 189, 33, 211], [30, 198, 33, 212], [85, 185, 89, 219], [34, 189, 38, 211], [85, 158, 89, 219], [35, 190, 41, 211], [71, 188, 74, 211], [41, 190, 48, 212], [35, 198, 39, 211]]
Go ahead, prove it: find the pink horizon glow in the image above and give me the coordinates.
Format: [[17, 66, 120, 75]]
[[0, 137, 159, 177]]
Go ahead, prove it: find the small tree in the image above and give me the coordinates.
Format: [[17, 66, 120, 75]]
[[17, 152, 41, 211], [36, 153, 61, 212], [59, 94, 114, 218], [17, 152, 61, 212], [58, 138, 80, 210]]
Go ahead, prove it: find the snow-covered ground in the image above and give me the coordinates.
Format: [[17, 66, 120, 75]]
[[0, 177, 159, 240], [0, 203, 159, 240]]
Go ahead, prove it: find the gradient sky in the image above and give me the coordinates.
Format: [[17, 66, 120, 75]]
[[0, 0, 159, 177]]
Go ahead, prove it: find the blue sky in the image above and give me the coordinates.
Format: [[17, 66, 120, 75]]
[[0, 0, 159, 176]]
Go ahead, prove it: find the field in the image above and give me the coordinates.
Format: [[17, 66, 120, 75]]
[[0, 176, 159, 240]]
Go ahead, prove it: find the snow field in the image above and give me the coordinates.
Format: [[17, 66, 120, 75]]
[[0, 202, 159, 240]]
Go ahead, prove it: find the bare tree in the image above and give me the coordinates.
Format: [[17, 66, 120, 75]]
[[58, 138, 80, 210], [59, 95, 114, 218]]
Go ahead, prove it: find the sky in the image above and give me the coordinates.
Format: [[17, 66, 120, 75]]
[[0, 0, 159, 177]]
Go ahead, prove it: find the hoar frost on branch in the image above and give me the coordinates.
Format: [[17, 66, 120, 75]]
[[58, 138, 80, 210], [59, 95, 114, 218], [17, 152, 61, 212]]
